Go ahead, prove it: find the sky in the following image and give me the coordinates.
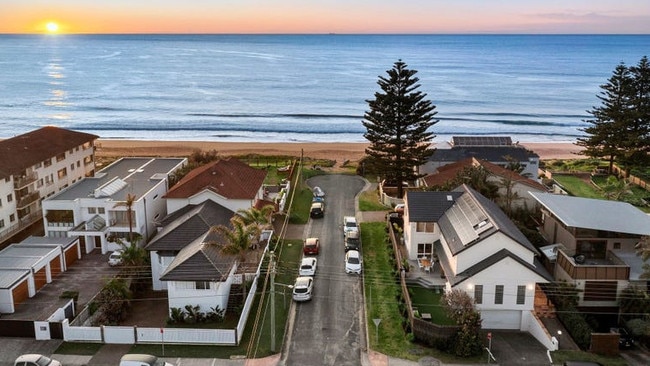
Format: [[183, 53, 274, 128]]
[[1, 0, 649, 34]]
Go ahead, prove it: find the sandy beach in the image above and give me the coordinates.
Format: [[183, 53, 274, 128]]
[[95, 139, 585, 163]]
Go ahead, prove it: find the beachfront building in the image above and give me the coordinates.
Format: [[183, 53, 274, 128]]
[[41, 157, 187, 254], [419, 157, 548, 211], [421, 136, 540, 179], [402, 185, 552, 330], [163, 157, 268, 215], [0, 127, 98, 246], [530, 193, 650, 312]]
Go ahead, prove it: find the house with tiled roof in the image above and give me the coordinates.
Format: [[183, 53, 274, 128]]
[[421, 137, 539, 179], [164, 158, 268, 215], [420, 157, 548, 210], [146, 200, 235, 291], [0, 127, 98, 245], [403, 185, 552, 330], [530, 192, 650, 311]]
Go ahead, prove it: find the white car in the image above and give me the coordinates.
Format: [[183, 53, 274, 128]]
[[312, 186, 325, 197], [14, 354, 62, 366], [299, 257, 318, 276], [292, 276, 314, 301], [119, 354, 175, 366], [108, 250, 124, 266], [343, 216, 358, 236], [345, 250, 362, 274]]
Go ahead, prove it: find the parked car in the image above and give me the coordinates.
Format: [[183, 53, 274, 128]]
[[611, 327, 634, 349], [345, 250, 362, 274], [312, 186, 325, 197], [120, 354, 175, 366], [292, 276, 314, 301], [310, 202, 324, 218], [344, 229, 361, 252], [303, 237, 320, 255], [14, 354, 62, 366], [312, 196, 324, 203], [343, 216, 358, 236], [299, 257, 318, 276], [108, 250, 124, 266], [394, 203, 405, 216]]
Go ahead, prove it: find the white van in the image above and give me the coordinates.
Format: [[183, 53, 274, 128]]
[[119, 354, 174, 366]]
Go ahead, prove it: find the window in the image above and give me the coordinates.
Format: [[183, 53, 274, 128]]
[[516, 285, 526, 305], [56, 153, 66, 162], [34, 162, 42, 168], [0, 219, 4, 229], [37, 179, 43, 188], [416, 222, 434, 232], [474, 285, 483, 304], [57, 168, 67, 179], [613, 242, 621, 250], [494, 285, 504, 304], [88, 207, 97, 214], [98, 207, 105, 214], [77, 160, 81, 168], [7, 194, 13, 202], [417, 243, 433, 257], [44, 158, 52, 167], [10, 214, 15, 222], [195, 281, 210, 290], [0, 198, 2, 207], [70, 163, 75, 171]]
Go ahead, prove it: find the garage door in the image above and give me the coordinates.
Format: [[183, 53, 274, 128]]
[[65, 246, 78, 266], [50, 256, 62, 278], [481, 310, 522, 330], [34, 267, 47, 290], [12, 279, 29, 307]]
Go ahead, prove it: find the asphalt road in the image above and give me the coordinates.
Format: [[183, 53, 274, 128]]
[[283, 174, 367, 366]]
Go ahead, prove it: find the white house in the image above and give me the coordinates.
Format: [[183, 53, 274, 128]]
[[0, 127, 98, 245], [403, 185, 552, 330], [164, 158, 267, 215], [146, 200, 235, 291], [41, 157, 187, 254]]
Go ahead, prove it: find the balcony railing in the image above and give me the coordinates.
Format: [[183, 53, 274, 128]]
[[13, 173, 38, 189], [556, 249, 630, 280], [16, 191, 41, 209]]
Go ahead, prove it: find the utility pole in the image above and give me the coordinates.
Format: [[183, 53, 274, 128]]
[[270, 251, 276, 353]]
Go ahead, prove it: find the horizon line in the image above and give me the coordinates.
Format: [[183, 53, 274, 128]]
[[1, 32, 650, 36]]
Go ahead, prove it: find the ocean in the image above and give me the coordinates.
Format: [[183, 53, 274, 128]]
[[1, 34, 649, 143]]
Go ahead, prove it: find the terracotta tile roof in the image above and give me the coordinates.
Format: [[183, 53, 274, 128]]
[[422, 157, 546, 191], [0, 126, 98, 178], [164, 158, 267, 199]]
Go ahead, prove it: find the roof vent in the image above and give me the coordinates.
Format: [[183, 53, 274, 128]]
[[446, 195, 453, 201]]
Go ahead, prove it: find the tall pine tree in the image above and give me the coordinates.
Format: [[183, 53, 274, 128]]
[[363, 60, 438, 198]]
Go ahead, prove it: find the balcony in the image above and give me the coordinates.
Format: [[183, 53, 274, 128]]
[[13, 173, 38, 189], [556, 249, 630, 280], [17, 191, 41, 209]]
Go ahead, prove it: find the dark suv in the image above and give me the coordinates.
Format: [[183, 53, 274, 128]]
[[344, 230, 360, 252]]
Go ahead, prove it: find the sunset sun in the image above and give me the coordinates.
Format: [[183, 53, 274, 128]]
[[46, 22, 59, 33]]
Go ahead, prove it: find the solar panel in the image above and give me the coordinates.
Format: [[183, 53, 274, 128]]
[[452, 136, 512, 146]]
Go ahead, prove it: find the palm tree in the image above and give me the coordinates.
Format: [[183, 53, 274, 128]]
[[114, 193, 137, 244], [236, 204, 274, 230]]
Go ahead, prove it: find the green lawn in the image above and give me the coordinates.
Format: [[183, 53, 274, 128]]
[[553, 175, 604, 199], [359, 189, 389, 212], [409, 286, 455, 326], [551, 350, 628, 366]]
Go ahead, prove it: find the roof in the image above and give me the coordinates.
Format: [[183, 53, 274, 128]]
[[164, 158, 267, 200], [438, 185, 537, 255], [46, 157, 185, 202], [0, 126, 98, 179], [145, 200, 234, 251], [159, 232, 234, 282], [0, 268, 31, 289], [405, 191, 462, 222], [0, 244, 60, 260], [19, 236, 79, 250], [422, 157, 546, 191], [428, 146, 538, 163], [451, 136, 512, 146], [529, 192, 650, 236], [440, 248, 552, 287]]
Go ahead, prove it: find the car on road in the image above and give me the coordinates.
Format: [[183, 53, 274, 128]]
[[312, 186, 325, 197], [292, 276, 314, 301], [345, 250, 362, 274], [344, 229, 360, 252], [14, 354, 62, 366], [310, 202, 324, 218], [108, 250, 124, 266], [299, 257, 318, 276], [343, 216, 358, 236], [303, 237, 320, 255], [120, 353, 175, 366]]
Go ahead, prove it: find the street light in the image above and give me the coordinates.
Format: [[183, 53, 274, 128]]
[[557, 330, 562, 349]]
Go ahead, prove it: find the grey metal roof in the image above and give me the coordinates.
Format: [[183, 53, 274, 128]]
[[0, 245, 59, 259], [145, 200, 234, 251], [529, 192, 650, 236], [160, 232, 234, 282], [19, 236, 78, 250], [429, 146, 538, 162], [0, 269, 30, 289], [405, 191, 461, 222], [47, 157, 185, 201], [0, 256, 41, 269]]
